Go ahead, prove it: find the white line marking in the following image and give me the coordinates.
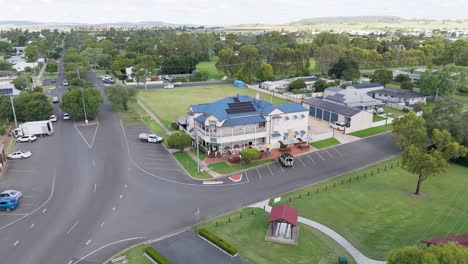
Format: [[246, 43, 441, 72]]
[[298, 156, 306, 167], [74, 122, 100, 149], [42, 208, 47, 213], [256, 168, 262, 180], [73, 237, 146, 264], [112, 207, 116, 211], [93, 184, 96, 193], [317, 152, 326, 161], [30, 224, 35, 229], [67, 260, 74, 264], [119, 194, 123, 199], [0, 172, 56, 230], [92, 160, 95, 167], [267, 165, 273, 176], [333, 148, 344, 157], [306, 154, 316, 164], [85, 239, 91, 245], [326, 150, 334, 158], [13, 240, 19, 246], [277, 162, 285, 173], [66, 220, 79, 234], [0, 213, 28, 216], [100, 222, 105, 227]]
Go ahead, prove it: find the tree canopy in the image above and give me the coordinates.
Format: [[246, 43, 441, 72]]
[[60, 88, 103, 120], [387, 243, 468, 264], [167, 132, 191, 152], [106, 85, 136, 110]]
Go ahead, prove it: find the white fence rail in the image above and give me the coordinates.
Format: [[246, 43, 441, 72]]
[[246, 84, 314, 103]]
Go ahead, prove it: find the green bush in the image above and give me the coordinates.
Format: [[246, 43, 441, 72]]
[[173, 77, 188, 82], [198, 228, 238, 256], [144, 247, 173, 264], [46, 63, 58, 73]]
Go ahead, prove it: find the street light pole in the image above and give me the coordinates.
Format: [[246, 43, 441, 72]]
[[80, 88, 88, 124], [9, 95, 18, 128]]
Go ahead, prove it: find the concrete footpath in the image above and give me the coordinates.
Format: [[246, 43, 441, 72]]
[[250, 201, 386, 264]]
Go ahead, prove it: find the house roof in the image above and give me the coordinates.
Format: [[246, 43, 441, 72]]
[[376, 87, 427, 99], [325, 86, 344, 93], [222, 115, 266, 127], [421, 234, 468, 247], [298, 76, 319, 82], [325, 94, 345, 103], [268, 204, 298, 226], [304, 97, 361, 117], [352, 83, 383, 89]]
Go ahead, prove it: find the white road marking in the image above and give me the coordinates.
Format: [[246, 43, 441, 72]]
[[124, 184, 127, 188], [317, 152, 326, 161], [277, 162, 285, 173], [67, 260, 74, 264], [326, 150, 334, 158], [85, 239, 91, 245], [93, 184, 96, 193], [92, 160, 95, 167], [306, 154, 316, 164], [30, 224, 35, 229], [100, 222, 105, 227], [73, 237, 146, 264], [13, 240, 19, 246], [112, 207, 116, 211], [267, 165, 273, 176], [74, 122, 100, 149], [256, 168, 262, 180], [298, 156, 306, 167], [42, 208, 47, 213], [333, 148, 344, 157], [66, 220, 79, 234], [119, 194, 123, 199]]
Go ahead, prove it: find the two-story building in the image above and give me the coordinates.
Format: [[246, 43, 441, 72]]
[[187, 95, 309, 154]]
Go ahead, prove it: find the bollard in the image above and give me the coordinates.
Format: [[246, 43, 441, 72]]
[[299, 194, 301, 199], [251, 209, 254, 215], [334, 183, 336, 188], [240, 213, 242, 219], [228, 217, 231, 223]]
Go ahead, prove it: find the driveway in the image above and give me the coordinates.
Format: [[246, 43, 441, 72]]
[[152, 230, 248, 264]]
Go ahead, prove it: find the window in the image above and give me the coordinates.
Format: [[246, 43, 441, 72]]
[[258, 122, 265, 128]]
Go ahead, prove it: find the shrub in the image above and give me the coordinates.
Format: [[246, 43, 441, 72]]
[[173, 77, 188, 83], [46, 63, 58, 73], [289, 79, 306, 90], [395, 74, 410, 83], [167, 132, 191, 151], [144, 247, 173, 264], [400, 80, 414, 90], [240, 148, 260, 162], [198, 228, 238, 256]]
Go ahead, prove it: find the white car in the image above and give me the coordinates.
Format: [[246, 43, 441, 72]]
[[164, 84, 174, 89], [7, 150, 32, 160], [50, 115, 57, 122], [173, 82, 182, 87], [101, 75, 112, 80], [331, 122, 347, 131], [0, 190, 23, 199], [63, 113, 71, 120], [52, 96, 60, 103], [16, 135, 37, 143], [62, 80, 69, 86]]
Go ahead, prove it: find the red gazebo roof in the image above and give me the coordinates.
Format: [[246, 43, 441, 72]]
[[268, 204, 298, 226], [421, 234, 468, 247]]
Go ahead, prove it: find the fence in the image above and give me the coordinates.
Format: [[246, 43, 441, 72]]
[[246, 84, 303, 103], [387, 102, 413, 111]]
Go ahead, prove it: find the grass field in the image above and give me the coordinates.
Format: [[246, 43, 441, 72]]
[[309, 58, 320, 75], [115, 100, 165, 134], [106, 244, 151, 264], [372, 115, 386, 122], [349, 124, 393, 138], [385, 83, 401, 89], [137, 85, 290, 126], [207, 159, 274, 175], [385, 107, 406, 119], [453, 94, 468, 101], [190, 148, 206, 161], [195, 56, 223, 80], [42, 72, 58, 80], [197, 208, 354, 264], [271, 158, 468, 259], [173, 151, 212, 179], [309, 137, 340, 149]]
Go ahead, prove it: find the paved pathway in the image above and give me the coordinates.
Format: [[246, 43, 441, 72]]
[[186, 150, 222, 178], [250, 201, 386, 264], [334, 133, 360, 144], [137, 99, 172, 135]]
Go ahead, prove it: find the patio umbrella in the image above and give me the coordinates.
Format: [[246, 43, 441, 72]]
[[263, 144, 271, 149]]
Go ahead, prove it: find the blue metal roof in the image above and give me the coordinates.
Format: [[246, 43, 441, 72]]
[[271, 132, 281, 138], [222, 115, 266, 127], [195, 115, 206, 124], [353, 83, 383, 89], [325, 86, 343, 93]]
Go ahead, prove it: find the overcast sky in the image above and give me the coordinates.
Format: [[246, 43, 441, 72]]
[[0, 0, 466, 25]]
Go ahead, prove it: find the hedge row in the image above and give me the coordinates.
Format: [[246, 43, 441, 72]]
[[144, 246, 173, 264], [198, 228, 238, 256]]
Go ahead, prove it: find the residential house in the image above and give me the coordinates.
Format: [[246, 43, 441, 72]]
[[0, 83, 21, 96], [324, 86, 344, 97], [371, 87, 428, 106], [323, 83, 385, 112], [303, 97, 373, 134], [187, 95, 309, 153], [260, 76, 319, 93]]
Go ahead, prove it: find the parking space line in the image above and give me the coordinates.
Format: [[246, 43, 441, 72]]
[[267, 165, 273, 176], [66, 220, 79, 234], [277, 162, 285, 173], [93, 184, 97, 193], [85, 240, 91, 246], [306, 154, 316, 164], [298, 156, 306, 167], [256, 168, 262, 180], [30, 224, 35, 229], [333, 148, 344, 157], [325, 150, 334, 158], [316, 152, 326, 161], [13, 240, 19, 246], [0, 213, 28, 216]]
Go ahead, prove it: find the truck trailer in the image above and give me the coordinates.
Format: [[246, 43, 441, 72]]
[[13, 121, 54, 137]]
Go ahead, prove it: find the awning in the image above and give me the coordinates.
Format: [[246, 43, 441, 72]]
[[281, 139, 296, 145], [294, 131, 300, 136], [285, 116, 290, 120], [283, 133, 288, 137], [271, 132, 281, 138]]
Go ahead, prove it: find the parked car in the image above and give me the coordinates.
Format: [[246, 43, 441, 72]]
[[103, 78, 114, 84], [173, 82, 182, 87], [63, 113, 70, 120], [16, 135, 37, 143], [278, 153, 294, 167], [164, 84, 175, 89], [101, 75, 112, 80], [0, 190, 23, 199], [7, 150, 32, 159], [62, 80, 69, 86], [331, 122, 347, 131], [138, 133, 164, 143], [50, 115, 57, 122], [50, 79, 57, 83], [0, 197, 19, 211], [52, 96, 60, 103]]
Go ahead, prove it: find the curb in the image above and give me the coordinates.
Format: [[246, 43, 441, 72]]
[[102, 242, 147, 264]]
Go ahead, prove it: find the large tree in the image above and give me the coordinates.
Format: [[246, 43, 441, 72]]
[[329, 57, 360, 80], [216, 47, 233, 77], [387, 243, 468, 264], [81, 47, 104, 69], [106, 85, 136, 110], [314, 44, 343, 74], [256, 62, 274, 82], [12, 92, 53, 122], [133, 55, 156, 90], [371, 69, 393, 85], [420, 65, 467, 98], [60, 88, 103, 120]]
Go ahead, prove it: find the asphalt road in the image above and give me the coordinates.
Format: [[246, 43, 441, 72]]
[[133, 80, 231, 90], [0, 56, 401, 263]]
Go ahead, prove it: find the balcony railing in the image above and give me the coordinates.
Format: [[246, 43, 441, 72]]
[[195, 127, 266, 137]]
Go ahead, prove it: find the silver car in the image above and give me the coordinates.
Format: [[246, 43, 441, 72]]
[[16, 135, 37, 143], [0, 190, 23, 199], [7, 150, 32, 159]]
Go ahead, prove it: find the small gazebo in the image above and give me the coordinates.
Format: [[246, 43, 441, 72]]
[[265, 204, 299, 244]]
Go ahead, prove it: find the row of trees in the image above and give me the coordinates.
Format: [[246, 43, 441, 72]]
[[0, 91, 53, 123]]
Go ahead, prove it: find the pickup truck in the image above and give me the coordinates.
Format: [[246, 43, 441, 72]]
[[138, 133, 164, 143]]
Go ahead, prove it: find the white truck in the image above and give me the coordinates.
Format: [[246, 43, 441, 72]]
[[138, 133, 164, 143], [13, 120, 54, 138]]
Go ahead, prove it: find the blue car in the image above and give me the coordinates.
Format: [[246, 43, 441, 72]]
[[50, 79, 57, 83], [0, 197, 19, 211]]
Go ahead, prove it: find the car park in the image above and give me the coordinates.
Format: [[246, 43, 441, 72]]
[[331, 122, 347, 131], [0, 190, 23, 199], [63, 113, 70, 120], [7, 150, 32, 159], [52, 96, 60, 103], [50, 115, 57, 122], [62, 80, 69, 86], [16, 135, 37, 143], [0, 197, 19, 211]]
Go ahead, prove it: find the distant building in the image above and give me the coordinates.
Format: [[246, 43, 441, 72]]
[[323, 83, 385, 112], [260, 76, 319, 93], [0, 83, 21, 96], [371, 87, 428, 106]]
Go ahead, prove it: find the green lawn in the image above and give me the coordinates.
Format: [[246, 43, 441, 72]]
[[309, 138, 341, 149], [309, 58, 320, 75], [349, 124, 393, 138], [42, 72, 58, 80], [190, 148, 206, 161], [195, 56, 223, 80], [207, 159, 274, 175], [453, 94, 468, 101], [137, 85, 290, 126], [197, 208, 354, 264], [106, 244, 151, 264], [464, 104, 468, 110], [116, 100, 165, 134], [372, 115, 386, 122], [173, 151, 212, 179], [384, 107, 406, 119], [271, 158, 468, 259], [385, 83, 401, 89]]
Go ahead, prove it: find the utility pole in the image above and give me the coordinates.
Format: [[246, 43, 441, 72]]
[[196, 129, 200, 173], [9, 95, 18, 128], [80, 88, 88, 124]]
